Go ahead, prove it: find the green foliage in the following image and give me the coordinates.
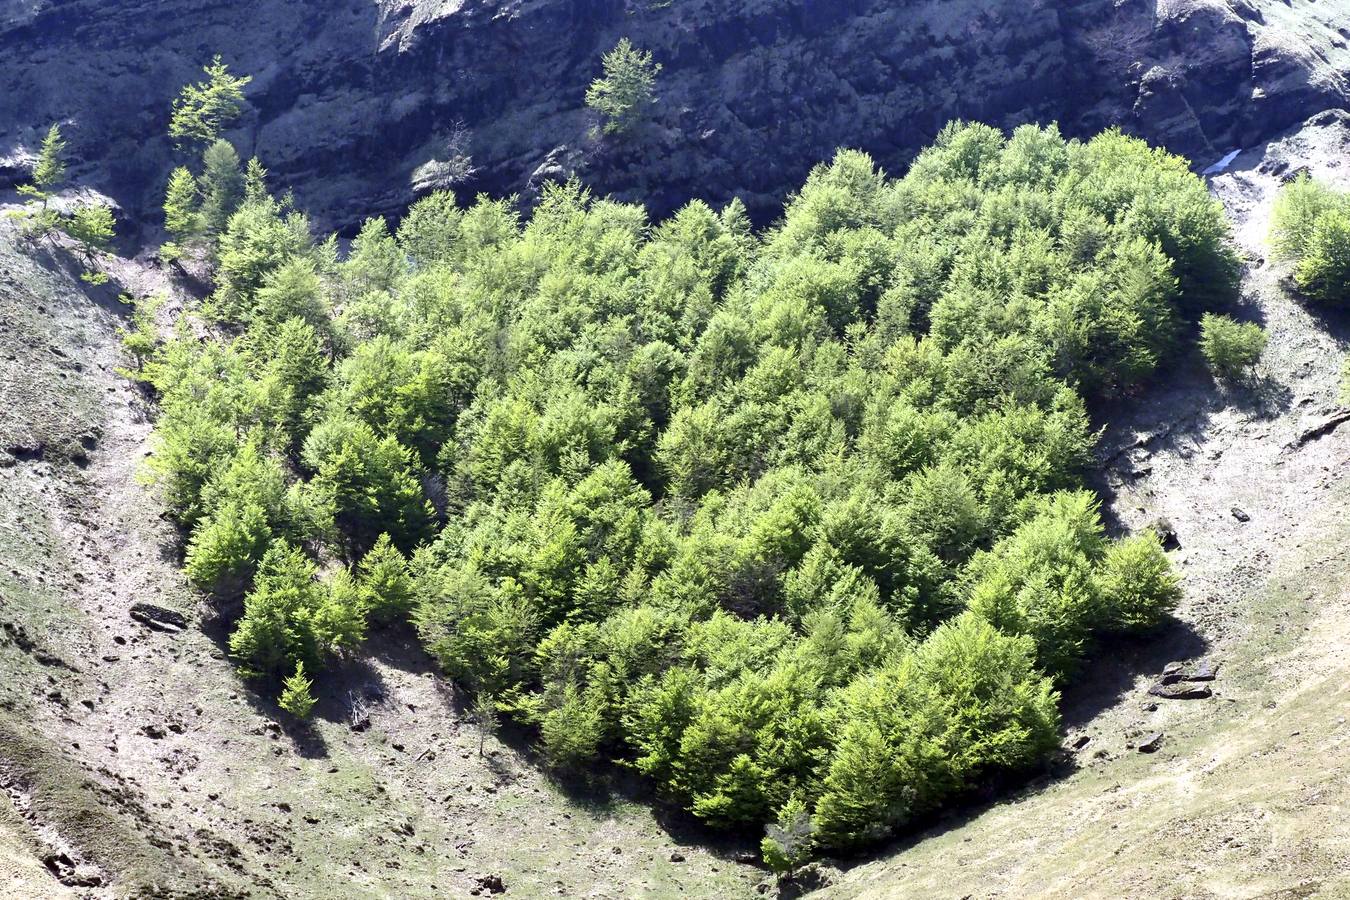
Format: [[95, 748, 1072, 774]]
[[10, 126, 68, 240], [279, 661, 317, 718], [1198, 313, 1266, 381], [200, 139, 246, 237], [1294, 208, 1350, 304], [358, 533, 415, 623], [1096, 532, 1181, 631], [585, 38, 661, 136], [761, 794, 815, 876], [169, 55, 252, 147], [146, 119, 1221, 863], [1270, 175, 1350, 304], [228, 540, 328, 678], [117, 294, 163, 372], [184, 497, 272, 593], [64, 203, 115, 260], [1271, 174, 1338, 261], [30, 124, 66, 197], [164, 166, 202, 241]]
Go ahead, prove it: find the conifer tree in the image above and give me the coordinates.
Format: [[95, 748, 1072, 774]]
[[170, 55, 253, 148], [358, 533, 415, 623], [14, 124, 67, 239], [244, 157, 269, 205], [200, 139, 245, 235], [164, 166, 202, 241], [585, 39, 661, 136], [23, 124, 67, 204], [279, 661, 317, 718]]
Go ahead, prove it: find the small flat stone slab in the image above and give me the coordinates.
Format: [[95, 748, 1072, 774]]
[[1138, 732, 1164, 753], [1148, 682, 1212, 700], [129, 602, 187, 633]]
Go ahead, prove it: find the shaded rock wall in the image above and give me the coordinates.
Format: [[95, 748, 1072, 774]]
[[1, 0, 1347, 234]]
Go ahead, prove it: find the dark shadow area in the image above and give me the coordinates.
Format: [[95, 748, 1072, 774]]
[[362, 620, 762, 864], [198, 602, 331, 760], [1059, 616, 1210, 729]]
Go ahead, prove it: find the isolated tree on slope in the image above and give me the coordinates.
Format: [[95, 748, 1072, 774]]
[[170, 55, 252, 147], [13, 124, 67, 240], [22, 124, 66, 206], [586, 38, 661, 136]]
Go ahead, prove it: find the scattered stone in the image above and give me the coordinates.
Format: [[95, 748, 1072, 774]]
[[1161, 661, 1185, 684], [129, 603, 187, 633], [472, 873, 506, 894], [140, 724, 167, 739], [669, 851, 685, 863], [1187, 659, 1220, 681], [1286, 409, 1350, 450], [1148, 682, 1212, 700], [1230, 507, 1250, 522], [1071, 735, 1091, 750], [1137, 732, 1164, 753], [1153, 519, 1181, 551]]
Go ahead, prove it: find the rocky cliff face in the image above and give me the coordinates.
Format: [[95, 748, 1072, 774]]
[[1, 0, 1347, 234]]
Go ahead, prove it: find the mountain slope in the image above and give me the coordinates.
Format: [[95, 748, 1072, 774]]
[[3, 0, 1350, 234]]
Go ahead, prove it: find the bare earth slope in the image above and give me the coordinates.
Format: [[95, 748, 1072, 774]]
[[0, 234, 763, 898], [827, 114, 1350, 900]]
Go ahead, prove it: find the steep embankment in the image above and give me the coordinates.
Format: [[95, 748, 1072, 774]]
[[3, 0, 1350, 233], [0, 232, 765, 898], [827, 113, 1350, 899]]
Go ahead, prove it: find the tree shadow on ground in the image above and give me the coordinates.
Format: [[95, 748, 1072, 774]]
[[197, 602, 333, 760], [1059, 616, 1209, 729], [359, 621, 763, 865]]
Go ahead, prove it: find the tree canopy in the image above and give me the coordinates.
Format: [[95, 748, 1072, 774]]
[[139, 119, 1231, 862], [169, 55, 253, 147]]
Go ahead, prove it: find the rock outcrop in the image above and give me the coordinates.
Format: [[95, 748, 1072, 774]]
[[1, 0, 1347, 233]]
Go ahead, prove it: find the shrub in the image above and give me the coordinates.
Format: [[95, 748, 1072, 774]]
[[1294, 208, 1350, 304], [1271, 174, 1339, 261], [761, 795, 815, 877], [1270, 175, 1350, 304], [1198, 313, 1266, 380], [1095, 532, 1181, 631]]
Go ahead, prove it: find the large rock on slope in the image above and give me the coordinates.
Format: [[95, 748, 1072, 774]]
[[1, 0, 1347, 234]]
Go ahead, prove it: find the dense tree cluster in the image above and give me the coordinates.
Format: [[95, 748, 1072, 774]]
[[139, 119, 1230, 859]]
